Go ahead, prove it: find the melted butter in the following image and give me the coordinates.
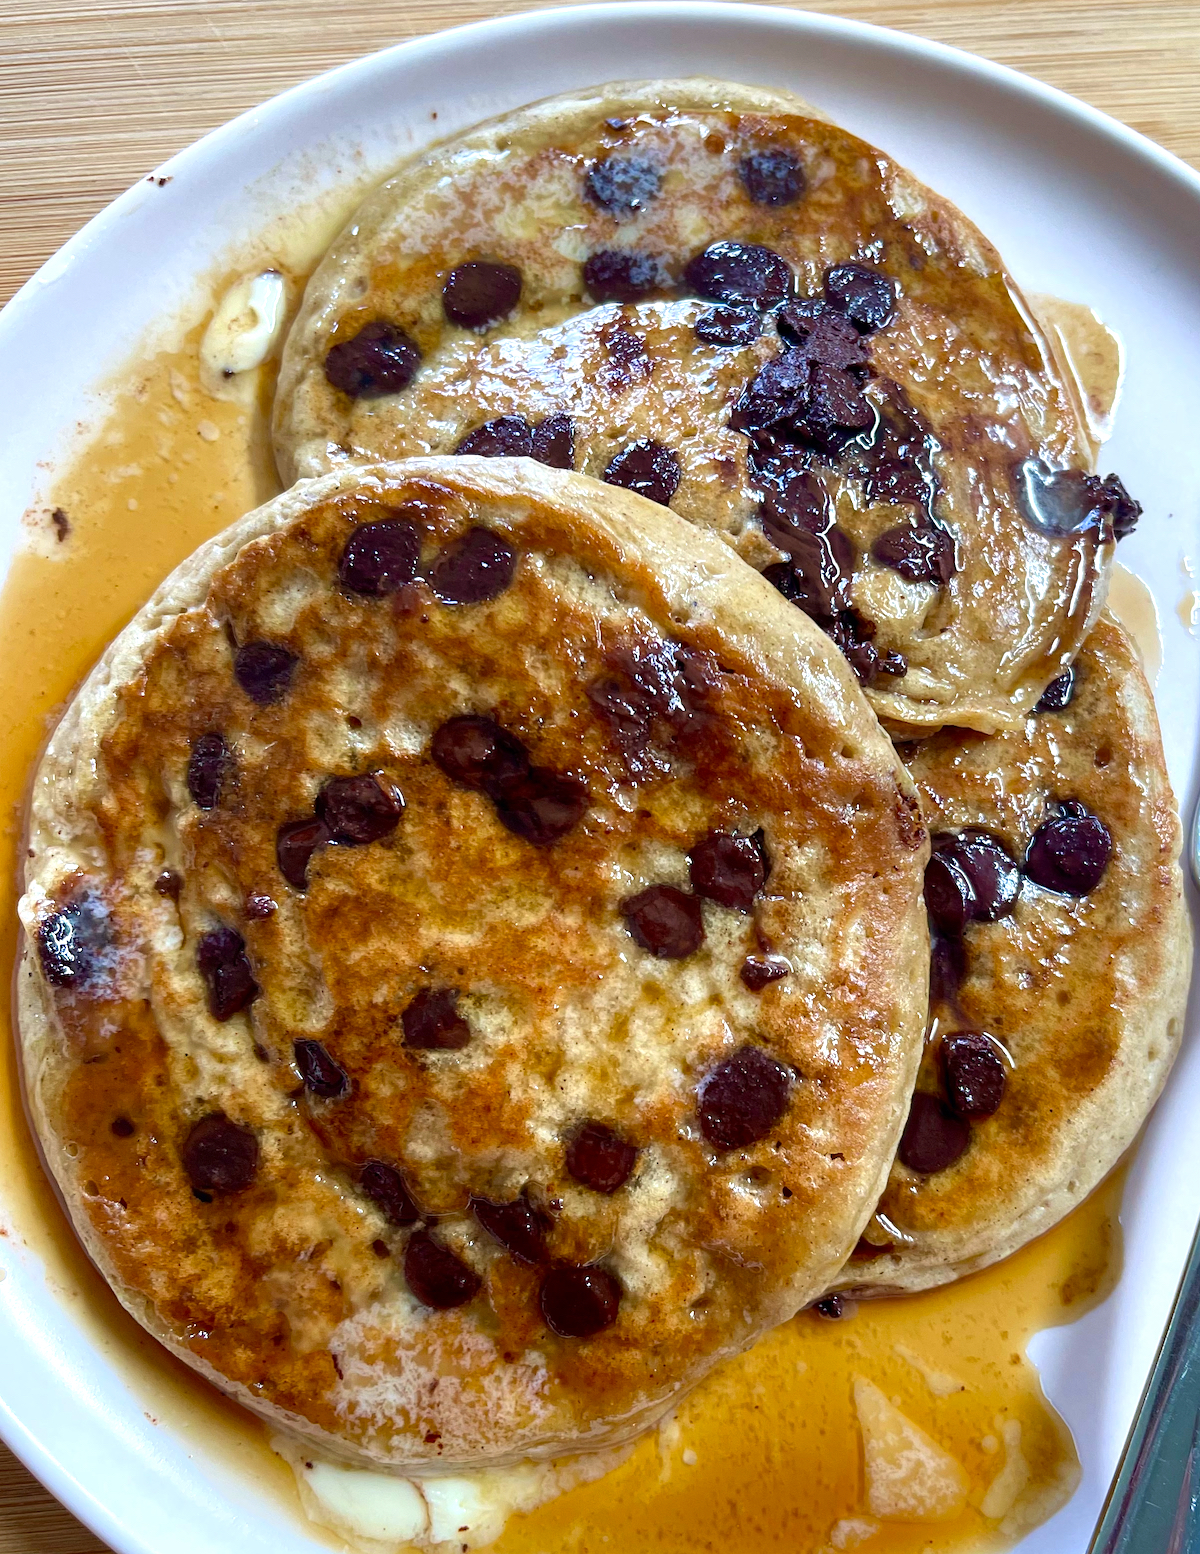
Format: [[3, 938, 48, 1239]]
[[1107, 563, 1162, 683]]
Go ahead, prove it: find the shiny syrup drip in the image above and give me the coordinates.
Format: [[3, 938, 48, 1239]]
[[0, 321, 1123, 1552]]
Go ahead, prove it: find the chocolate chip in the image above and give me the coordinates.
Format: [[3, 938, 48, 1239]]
[[492, 767, 589, 845], [196, 926, 259, 1021], [181, 1112, 259, 1193], [584, 155, 661, 215], [775, 296, 831, 344], [427, 528, 517, 605], [36, 898, 108, 988], [813, 1294, 849, 1320], [471, 1195, 550, 1264], [925, 831, 1021, 933], [565, 1122, 638, 1193], [940, 1031, 1006, 1121], [583, 250, 666, 302], [740, 147, 805, 206], [823, 263, 896, 334], [620, 884, 704, 959], [431, 715, 530, 792], [187, 733, 229, 809], [245, 892, 277, 920], [599, 323, 650, 392], [539, 1264, 621, 1337], [404, 1229, 481, 1309], [698, 1044, 792, 1150], [1094, 474, 1142, 540], [360, 1159, 419, 1226], [897, 1091, 969, 1173], [871, 521, 955, 585], [694, 305, 763, 348], [688, 831, 767, 912], [1024, 803, 1111, 895], [111, 1115, 135, 1138], [372, 1238, 390, 1257], [155, 870, 183, 900], [530, 412, 575, 470], [603, 440, 680, 506], [276, 816, 331, 890], [1035, 667, 1076, 712], [868, 458, 931, 507], [684, 242, 793, 310], [760, 468, 829, 535], [1013, 461, 1142, 542], [823, 610, 903, 686], [316, 774, 404, 845], [803, 364, 874, 445], [442, 261, 522, 329], [740, 954, 791, 991], [455, 415, 534, 458], [234, 642, 297, 706], [929, 933, 966, 1009], [294, 1039, 349, 1099], [338, 518, 421, 595], [324, 320, 421, 398], [402, 987, 471, 1049], [776, 305, 868, 372], [767, 524, 857, 618]]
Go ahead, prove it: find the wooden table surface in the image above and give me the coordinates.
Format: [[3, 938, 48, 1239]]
[[1, 0, 1198, 1547]]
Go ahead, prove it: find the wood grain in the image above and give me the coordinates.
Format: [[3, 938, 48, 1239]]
[[0, 2, 1196, 1548]]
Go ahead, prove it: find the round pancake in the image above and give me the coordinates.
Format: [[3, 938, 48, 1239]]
[[18, 456, 929, 1470], [272, 77, 1132, 736], [834, 615, 1189, 1296]]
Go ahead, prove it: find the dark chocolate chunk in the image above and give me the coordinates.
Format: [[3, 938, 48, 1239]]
[[740, 147, 805, 206], [316, 774, 404, 845], [620, 884, 705, 959], [402, 987, 471, 1050], [442, 261, 522, 329], [694, 304, 763, 348], [760, 468, 829, 536], [531, 412, 576, 470], [36, 898, 108, 989], [730, 347, 811, 435], [583, 249, 666, 302], [338, 518, 420, 596], [824, 610, 906, 686], [455, 415, 534, 458], [698, 1044, 792, 1151], [181, 1112, 258, 1194], [803, 364, 874, 445], [940, 1031, 1006, 1121], [603, 440, 680, 507], [471, 1194, 550, 1265], [234, 642, 298, 706], [923, 851, 974, 937], [776, 305, 868, 371], [740, 954, 791, 991], [539, 1264, 621, 1337], [294, 1039, 349, 1099], [491, 767, 589, 846], [276, 817, 331, 890], [867, 458, 932, 507], [196, 926, 259, 1021], [871, 521, 955, 585], [684, 241, 793, 310], [404, 1229, 481, 1309], [427, 527, 517, 605], [566, 1122, 638, 1194], [431, 715, 530, 792], [187, 733, 229, 810], [360, 1159, 419, 1226], [584, 155, 661, 216], [111, 1115, 135, 1138], [924, 830, 1021, 933], [688, 831, 767, 913], [324, 320, 421, 398], [762, 525, 856, 618], [1013, 460, 1142, 542], [897, 1091, 970, 1173], [823, 263, 896, 334], [1034, 667, 1076, 713], [1024, 802, 1112, 895]]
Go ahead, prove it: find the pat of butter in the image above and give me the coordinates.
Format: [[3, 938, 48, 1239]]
[[303, 1459, 429, 1544], [200, 270, 286, 380], [853, 1375, 968, 1522]]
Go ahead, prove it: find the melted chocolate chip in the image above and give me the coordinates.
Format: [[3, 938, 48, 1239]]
[[402, 987, 471, 1049], [897, 1091, 970, 1173], [111, 1115, 135, 1138], [599, 323, 649, 392], [181, 1112, 259, 1193], [455, 415, 534, 458], [823, 263, 896, 334], [360, 1159, 419, 1226], [760, 468, 829, 536], [929, 933, 966, 1010], [427, 527, 517, 605], [924, 830, 1021, 934], [566, 1122, 638, 1194], [1014, 461, 1142, 542], [698, 1044, 792, 1150], [316, 774, 404, 845], [620, 884, 704, 959], [324, 320, 421, 398], [733, 349, 870, 453], [1024, 803, 1112, 895], [825, 610, 906, 686], [530, 412, 575, 470], [404, 1229, 481, 1309], [940, 1031, 1006, 1121], [803, 364, 874, 446], [1035, 667, 1076, 713], [684, 242, 793, 310], [187, 733, 229, 809], [740, 147, 805, 206], [442, 261, 522, 329], [776, 305, 868, 371], [587, 676, 654, 768], [471, 1195, 550, 1264], [155, 870, 183, 900], [688, 831, 767, 912], [37, 898, 108, 988], [740, 954, 791, 991], [293, 1039, 348, 1099], [603, 440, 680, 506], [431, 715, 530, 792], [584, 155, 661, 216], [871, 521, 955, 585], [491, 767, 589, 845], [196, 927, 258, 1021], [276, 816, 331, 890], [234, 642, 298, 706], [762, 525, 856, 618], [583, 249, 666, 302], [338, 518, 421, 596], [694, 304, 763, 348], [539, 1264, 621, 1337], [245, 893, 276, 920]]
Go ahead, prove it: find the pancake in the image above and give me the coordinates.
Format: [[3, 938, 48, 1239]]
[[271, 78, 1140, 736], [17, 456, 929, 1470], [833, 615, 1189, 1297]]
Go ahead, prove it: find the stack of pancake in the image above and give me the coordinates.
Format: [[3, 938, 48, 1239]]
[[18, 78, 1189, 1509]]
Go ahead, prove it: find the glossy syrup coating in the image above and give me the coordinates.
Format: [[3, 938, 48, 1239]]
[[18, 458, 929, 1472]]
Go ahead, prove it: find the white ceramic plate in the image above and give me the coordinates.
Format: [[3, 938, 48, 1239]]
[[0, 5, 1197, 1551]]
